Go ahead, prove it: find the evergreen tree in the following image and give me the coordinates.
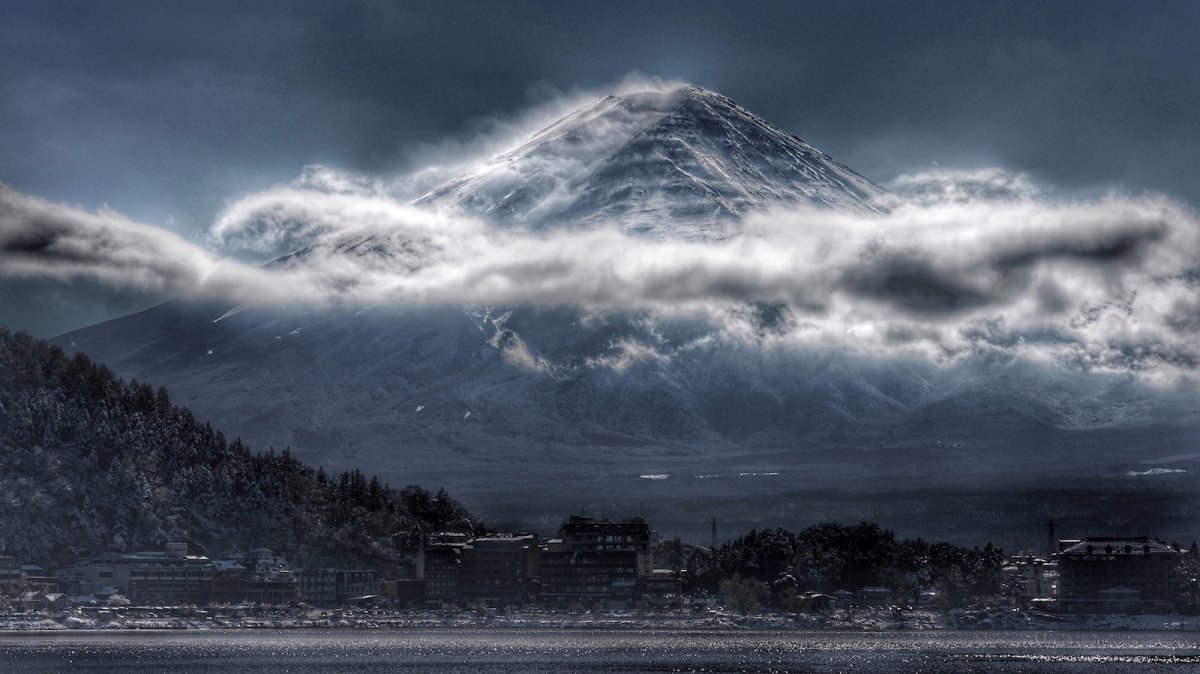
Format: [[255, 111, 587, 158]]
[[0, 327, 476, 566]]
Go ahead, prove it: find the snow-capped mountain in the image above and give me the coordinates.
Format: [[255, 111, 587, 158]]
[[417, 86, 887, 239], [51, 85, 1200, 545]]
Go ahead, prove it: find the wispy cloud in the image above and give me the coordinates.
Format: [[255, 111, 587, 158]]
[[888, 167, 1042, 204], [4, 159, 1199, 383], [0, 184, 304, 304], [337, 72, 693, 203]]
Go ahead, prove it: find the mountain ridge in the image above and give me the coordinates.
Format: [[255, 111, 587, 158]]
[[415, 85, 887, 239], [48, 84, 1200, 544]]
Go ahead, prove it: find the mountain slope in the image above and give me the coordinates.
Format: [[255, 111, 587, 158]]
[[48, 84, 1200, 544], [0, 328, 474, 563], [52, 300, 1199, 502], [417, 86, 887, 239]]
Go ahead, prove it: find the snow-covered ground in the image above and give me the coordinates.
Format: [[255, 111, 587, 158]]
[[6, 609, 1200, 632]]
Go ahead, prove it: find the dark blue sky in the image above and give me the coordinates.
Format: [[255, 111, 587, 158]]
[[2, 0, 1198, 335]]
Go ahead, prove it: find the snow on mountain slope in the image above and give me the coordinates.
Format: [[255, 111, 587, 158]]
[[49, 84, 1200, 540], [416, 86, 887, 239]]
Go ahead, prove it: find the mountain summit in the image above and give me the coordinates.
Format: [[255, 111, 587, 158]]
[[51, 84, 1200, 547], [417, 86, 887, 239]]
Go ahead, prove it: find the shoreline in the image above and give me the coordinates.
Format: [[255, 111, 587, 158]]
[[4, 608, 1200, 633]]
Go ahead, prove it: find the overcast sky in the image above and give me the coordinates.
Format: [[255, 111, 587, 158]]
[[2, 0, 1198, 336]]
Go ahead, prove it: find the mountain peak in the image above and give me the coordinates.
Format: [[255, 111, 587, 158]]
[[417, 84, 888, 240]]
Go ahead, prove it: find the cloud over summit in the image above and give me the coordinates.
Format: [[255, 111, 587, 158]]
[[4, 65, 1199, 387], [4, 165, 1198, 383]]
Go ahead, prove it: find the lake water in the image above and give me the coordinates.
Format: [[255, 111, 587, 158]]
[[3, 629, 1200, 672]]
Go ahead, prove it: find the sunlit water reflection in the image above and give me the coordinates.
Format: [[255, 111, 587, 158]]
[[3, 629, 1200, 672]]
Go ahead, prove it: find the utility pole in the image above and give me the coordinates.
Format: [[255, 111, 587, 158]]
[[1046, 519, 1057, 558], [710, 518, 718, 551]]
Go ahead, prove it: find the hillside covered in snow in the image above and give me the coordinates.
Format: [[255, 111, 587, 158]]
[[0, 328, 475, 563]]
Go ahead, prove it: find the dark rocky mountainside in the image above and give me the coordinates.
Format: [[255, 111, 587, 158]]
[[0, 327, 474, 564], [48, 85, 1200, 546]]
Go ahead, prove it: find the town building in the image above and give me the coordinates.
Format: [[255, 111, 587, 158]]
[[54, 562, 118, 596], [295, 568, 379, 606], [641, 569, 683, 608], [380, 579, 425, 607], [20, 565, 60, 594], [334, 570, 378, 605], [19, 591, 72, 613], [540, 516, 659, 609], [244, 572, 298, 605], [299, 569, 337, 606], [541, 545, 639, 608], [459, 534, 539, 606], [421, 544, 463, 606], [833, 589, 856, 608], [798, 592, 837, 612], [1057, 537, 1181, 612], [212, 560, 251, 604], [557, 516, 659, 577], [856, 586, 893, 607], [119, 547, 215, 606]]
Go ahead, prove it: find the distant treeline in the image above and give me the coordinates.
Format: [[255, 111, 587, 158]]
[[1, 326, 1007, 601], [0, 327, 476, 565], [667, 522, 1006, 609]]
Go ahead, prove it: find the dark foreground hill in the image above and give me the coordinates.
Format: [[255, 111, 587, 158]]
[[0, 327, 475, 564], [55, 301, 1200, 550]]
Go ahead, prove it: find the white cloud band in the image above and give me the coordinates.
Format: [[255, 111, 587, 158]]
[[3, 167, 1199, 383]]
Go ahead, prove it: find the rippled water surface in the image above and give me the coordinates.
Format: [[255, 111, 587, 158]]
[[4, 629, 1200, 672]]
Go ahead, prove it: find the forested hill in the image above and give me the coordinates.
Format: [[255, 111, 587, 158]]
[[0, 327, 476, 565]]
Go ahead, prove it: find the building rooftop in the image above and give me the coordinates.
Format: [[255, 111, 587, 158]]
[[1060, 537, 1179, 556]]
